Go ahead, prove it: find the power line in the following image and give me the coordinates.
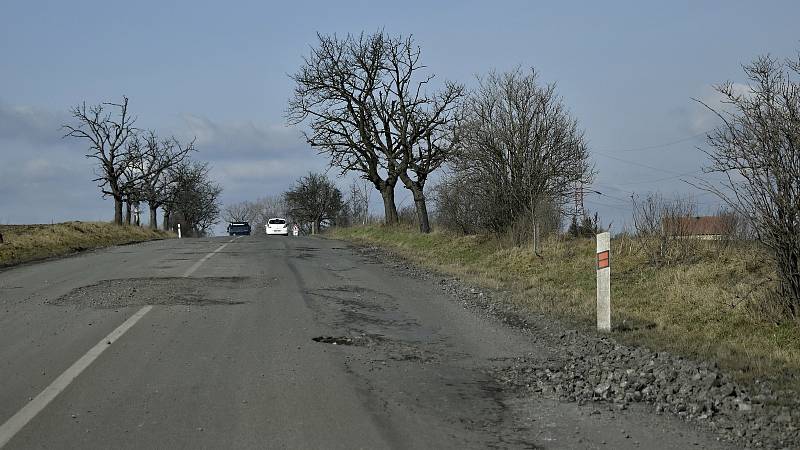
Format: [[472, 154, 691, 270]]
[[596, 130, 712, 153], [592, 150, 691, 176], [582, 189, 631, 204], [590, 129, 716, 180], [615, 170, 704, 185], [584, 199, 630, 210], [588, 182, 723, 206]]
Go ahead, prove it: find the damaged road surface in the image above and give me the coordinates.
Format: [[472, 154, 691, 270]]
[[0, 236, 732, 449]]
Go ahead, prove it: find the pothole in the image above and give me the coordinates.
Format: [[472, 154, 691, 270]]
[[49, 277, 253, 309], [312, 336, 355, 345]]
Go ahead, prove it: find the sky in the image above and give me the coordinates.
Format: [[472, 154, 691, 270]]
[[1, 0, 798, 233]]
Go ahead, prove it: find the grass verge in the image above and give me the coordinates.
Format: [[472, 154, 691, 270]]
[[329, 224, 799, 389], [0, 221, 173, 267]]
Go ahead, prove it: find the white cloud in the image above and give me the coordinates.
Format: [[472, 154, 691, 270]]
[[20, 158, 61, 179], [174, 113, 306, 158], [0, 101, 68, 145], [216, 159, 300, 180], [0, 137, 108, 224], [162, 114, 330, 203]]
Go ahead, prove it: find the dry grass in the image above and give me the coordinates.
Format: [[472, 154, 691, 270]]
[[0, 222, 173, 267], [329, 225, 800, 388]]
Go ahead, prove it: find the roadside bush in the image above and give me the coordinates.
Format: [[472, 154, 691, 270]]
[[567, 213, 601, 238], [432, 173, 563, 250], [632, 193, 703, 265], [431, 174, 485, 234], [699, 53, 800, 319], [398, 205, 419, 227], [452, 67, 593, 246]]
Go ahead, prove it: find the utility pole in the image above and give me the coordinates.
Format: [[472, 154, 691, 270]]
[[574, 181, 586, 221]]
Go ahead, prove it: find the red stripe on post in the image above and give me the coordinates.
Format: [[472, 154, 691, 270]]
[[597, 250, 610, 269]]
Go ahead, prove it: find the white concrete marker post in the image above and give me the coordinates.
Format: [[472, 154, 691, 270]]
[[596, 232, 611, 332], [177, 223, 182, 239]]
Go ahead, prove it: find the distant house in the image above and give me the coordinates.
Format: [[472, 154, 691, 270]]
[[662, 216, 734, 240]]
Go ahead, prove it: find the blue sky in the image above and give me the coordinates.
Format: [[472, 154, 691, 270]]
[[1, 0, 798, 231]]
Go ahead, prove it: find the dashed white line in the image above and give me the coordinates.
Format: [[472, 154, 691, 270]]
[[182, 242, 229, 277], [0, 305, 153, 448], [0, 240, 234, 447]]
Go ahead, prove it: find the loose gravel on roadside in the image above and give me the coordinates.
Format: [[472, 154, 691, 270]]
[[353, 244, 800, 449]]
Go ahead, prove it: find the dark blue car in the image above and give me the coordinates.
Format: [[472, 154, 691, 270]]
[[227, 222, 251, 236]]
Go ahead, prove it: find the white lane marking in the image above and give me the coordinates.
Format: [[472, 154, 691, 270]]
[[0, 305, 153, 448], [182, 243, 229, 277]]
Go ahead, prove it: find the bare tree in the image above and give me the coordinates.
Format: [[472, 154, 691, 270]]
[[382, 36, 465, 233], [288, 32, 463, 230], [695, 54, 800, 318], [251, 196, 289, 233], [431, 172, 485, 234], [284, 173, 344, 234], [120, 135, 145, 225], [223, 200, 258, 224], [347, 179, 370, 226], [166, 161, 222, 237], [288, 32, 400, 224], [63, 96, 137, 225], [130, 131, 195, 229], [453, 68, 593, 246]]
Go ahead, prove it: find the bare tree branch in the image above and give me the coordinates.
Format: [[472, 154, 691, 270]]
[[62, 96, 137, 224], [695, 54, 800, 318]]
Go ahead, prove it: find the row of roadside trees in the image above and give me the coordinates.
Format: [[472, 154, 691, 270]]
[[63, 96, 222, 236], [288, 31, 593, 239], [288, 31, 799, 320]]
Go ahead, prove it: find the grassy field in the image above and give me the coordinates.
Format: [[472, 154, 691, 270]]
[[0, 222, 173, 267], [329, 225, 799, 388]]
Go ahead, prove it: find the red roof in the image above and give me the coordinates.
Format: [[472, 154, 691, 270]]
[[662, 216, 732, 236]]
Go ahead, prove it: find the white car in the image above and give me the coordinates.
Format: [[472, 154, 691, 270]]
[[265, 218, 289, 236]]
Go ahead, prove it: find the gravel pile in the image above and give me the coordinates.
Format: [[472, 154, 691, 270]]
[[356, 244, 800, 449]]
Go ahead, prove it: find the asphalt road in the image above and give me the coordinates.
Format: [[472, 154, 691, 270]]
[[0, 235, 732, 449]]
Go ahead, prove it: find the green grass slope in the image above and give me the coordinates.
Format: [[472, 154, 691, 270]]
[[330, 225, 798, 388], [0, 222, 173, 267]]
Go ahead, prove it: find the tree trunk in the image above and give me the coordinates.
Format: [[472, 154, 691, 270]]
[[114, 196, 124, 225], [149, 205, 159, 229], [380, 186, 399, 225], [125, 201, 132, 225], [400, 174, 431, 233], [312, 220, 319, 235], [162, 210, 170, 231], [414, 195, 431, 233]]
